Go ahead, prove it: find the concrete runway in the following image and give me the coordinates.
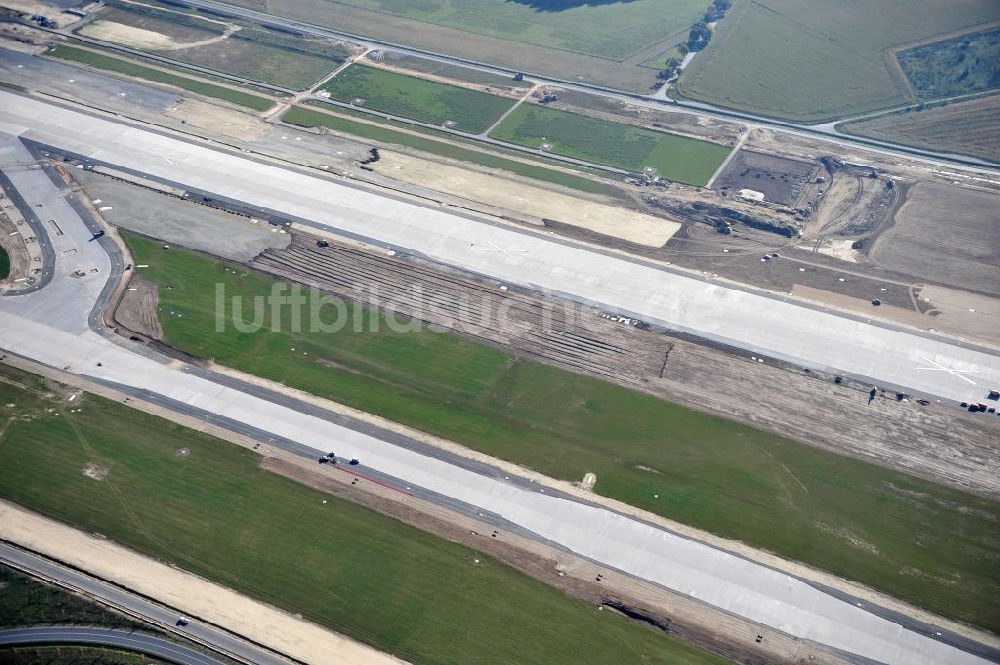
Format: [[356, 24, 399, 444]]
[[1, 90, 997, 404], [0, 105, 997, 665]]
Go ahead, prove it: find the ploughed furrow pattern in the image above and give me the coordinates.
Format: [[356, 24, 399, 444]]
[[251, 233, 667, 379]]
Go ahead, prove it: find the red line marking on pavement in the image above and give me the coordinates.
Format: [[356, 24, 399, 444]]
[[333, 466, 413, 496]]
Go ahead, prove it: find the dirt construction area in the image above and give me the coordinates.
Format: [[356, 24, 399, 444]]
[[868, 180, 1000, 296], [713, 150, 820, 206], [246, 230, 1000, 499], [371, 152, 680, 247]]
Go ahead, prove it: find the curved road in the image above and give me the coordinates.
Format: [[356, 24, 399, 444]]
[[0, 544, 292, 665], [0, 627, 226, 665]]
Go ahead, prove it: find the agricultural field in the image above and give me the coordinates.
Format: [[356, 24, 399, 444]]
[[839, 94, 1000, 163], [320, 64, 516, 133], [218, 0, 686, 91], [489, 103, 732, 185], [115, 231, 1000, 632], [379, 52, 525, 88], [675, 0, 1000, 121], [46, 45, 276, 112], [0, 363, 725, 665], [897, 27, 1000, 99], [266, 0, 704, 60], [282, 106, 611, 194]]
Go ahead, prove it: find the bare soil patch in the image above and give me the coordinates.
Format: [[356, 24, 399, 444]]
[[371, 152, 679, 247], [115, 276, 163, 340], [81, 461, 108, 481], [713, 150, 819, 206], [870, 180, 1000, 295], [165, 98, 268, 140]]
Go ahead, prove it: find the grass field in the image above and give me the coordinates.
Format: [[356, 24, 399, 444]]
[[87, 2, 346, 90], [839, 94, 1000, 163], [320, 64, 515, 133], [898, 27, 1000, 99], [489, 103, 731, 185], [675, 0, 1000, 121], [295, 0, 705, 60], [47, 45, 275, 111], [0, 363, 725, 665], [163, 34, 342, 89], [282, 106, 612, 194], [118, 232, 1000, 631]]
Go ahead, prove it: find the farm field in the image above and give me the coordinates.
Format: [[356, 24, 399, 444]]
[[897, 27, 1000, 99], [675, 0, 1000, 121], [0, 363, 726, 665], [489, 103, 732, 185], [320, 64, 516, 133], [265, 0, 704, 60], [46, 45, 276, 111], [281, 106, 610, 194], [118, 231, 1000, 632], [217, 0, 671, 91], [839, 94, 1000, 163], [379, 52, 524, 87]]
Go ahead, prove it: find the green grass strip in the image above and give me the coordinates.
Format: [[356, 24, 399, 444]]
[[0, 362, 725, 665], [47, 45, 275, 112], [119, 231, 1000, 632], [320, 64, 515, 134], [490, 103, 732, 186], [282, 106, 610, 195]]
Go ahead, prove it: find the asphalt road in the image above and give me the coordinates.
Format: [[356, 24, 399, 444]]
[[0, 627, 225, 665], [0, 544, 292, 665]]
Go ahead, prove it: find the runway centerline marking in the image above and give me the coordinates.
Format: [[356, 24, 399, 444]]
[[914, 355, 979, 385], [151, 148, 174, 166], [474, 241, 528, 264]]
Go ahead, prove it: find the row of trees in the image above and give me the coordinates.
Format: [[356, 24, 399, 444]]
[[656, 0, 732, 83]]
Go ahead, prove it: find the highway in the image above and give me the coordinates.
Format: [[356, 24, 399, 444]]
[[0, 627, 225, 665], [0, 544, 291, 665], [0, 95, 998, 665]]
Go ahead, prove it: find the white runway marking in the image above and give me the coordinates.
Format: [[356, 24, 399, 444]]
[[151, 148, 174, 166], [915, 355, 979, 385], [474, 241, 528, 264]]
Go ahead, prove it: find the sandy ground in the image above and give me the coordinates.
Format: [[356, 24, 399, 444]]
[[78, 20, 232, 51], [0, 211, 30, 290], [0, 500, 410, 665], [373, 152, 680, 247], [166, 99, 270, 141], [0, 24, 50, 53], [814, 238, 859, 262]]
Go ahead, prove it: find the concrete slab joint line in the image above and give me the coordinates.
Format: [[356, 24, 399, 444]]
[[0, 91, 998, 665]]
